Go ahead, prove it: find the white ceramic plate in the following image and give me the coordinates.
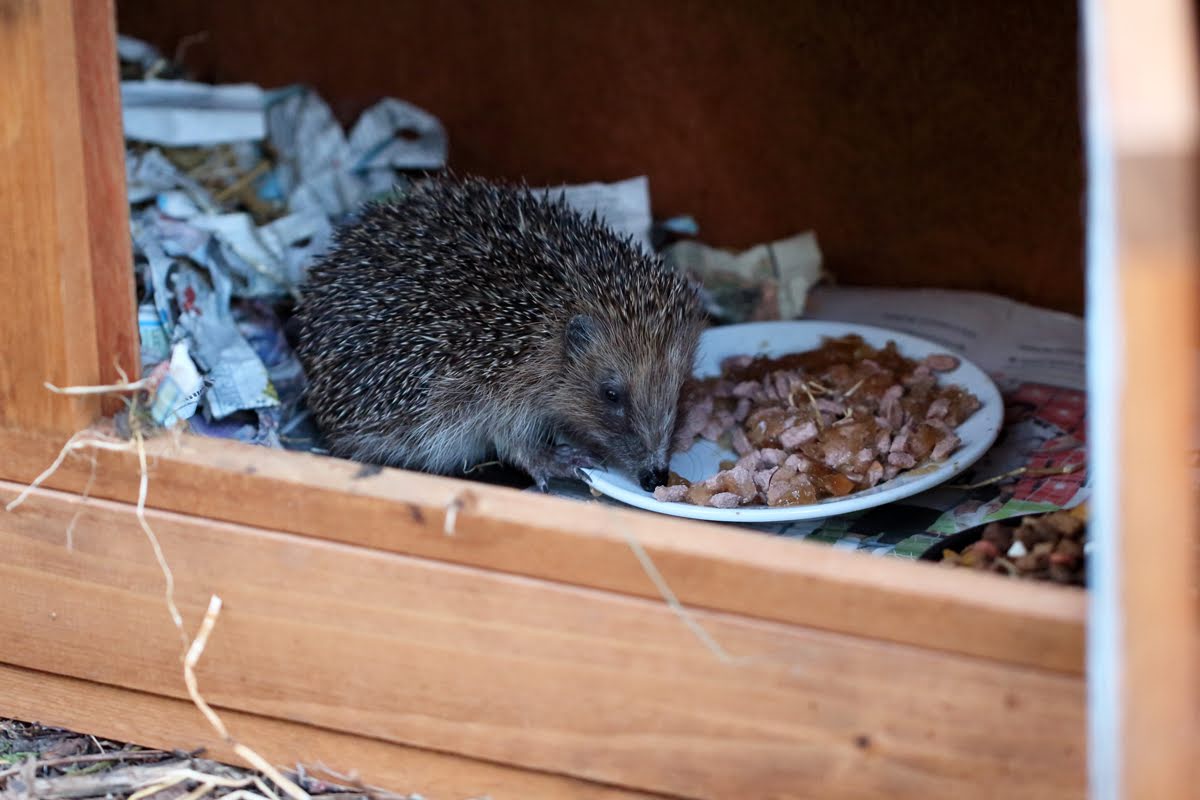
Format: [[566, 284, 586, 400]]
[[579, 320, 1003, 523]]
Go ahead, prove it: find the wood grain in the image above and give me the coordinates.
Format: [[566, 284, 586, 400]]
[[0, 480, 1086, 799], [114, 0, 1085, 313], [0, 664, 666, 800], [1113, 216, 1200, 800], [0, 426, 1087, 675], [1087, 1, 1200, 798], [0, 0, 101, 431], [72, 0, 139, 409]]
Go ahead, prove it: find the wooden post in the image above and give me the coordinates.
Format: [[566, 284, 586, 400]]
[[0, 0, 136, 433], [1084, 1, 1200, 798], [73, 0, 139, 405]]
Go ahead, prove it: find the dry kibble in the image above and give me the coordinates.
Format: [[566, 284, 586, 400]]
[[937, 510, 1088, 586], [1015, 554, 1041, 572], [971, 539, 999, 560], [1017, 519, 1055, 548], [981, 522, 1014, 554], [1048, 564, 1076, 584], [1055, 538, 1084, 561], [1044, 511, 1086, 539]]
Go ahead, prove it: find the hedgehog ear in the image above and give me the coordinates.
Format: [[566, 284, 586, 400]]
[[564, 314, 597, 362]]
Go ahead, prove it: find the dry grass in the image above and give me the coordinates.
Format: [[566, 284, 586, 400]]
[[0, 720, 414, 800]]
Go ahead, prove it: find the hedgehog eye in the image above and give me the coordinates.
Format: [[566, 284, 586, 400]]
[[604, 387, 622, 406]]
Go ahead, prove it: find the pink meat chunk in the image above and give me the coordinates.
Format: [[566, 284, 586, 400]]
[[731, 426, 754, 456], [653, 484, 688, 502], [704, 464, 757, 501], [760, 448, 788, 466], [785, 453, 813, 472], [816, 398, 845, 415], [779, 421, 818, 450], [753, 467, 778, 494], [732, 380, 761, 399], [931, 433, 961, 461], [709, 492, 742, 509], [736, 452, 763, 472]]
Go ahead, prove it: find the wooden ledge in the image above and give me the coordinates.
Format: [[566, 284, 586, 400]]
[[0, 425, 1086, 674], [0, 664, 664, 800], [0, 479, 1085, 799]]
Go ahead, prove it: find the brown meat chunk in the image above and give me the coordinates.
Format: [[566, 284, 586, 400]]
[[766, 466, 818, 506], [753, 467, 778, 495], [924, 353, 960, 372]]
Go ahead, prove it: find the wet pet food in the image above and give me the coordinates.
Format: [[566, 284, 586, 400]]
[[656, 334, 981, 508]]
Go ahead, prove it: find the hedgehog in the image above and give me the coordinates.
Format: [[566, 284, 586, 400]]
[[294, 175, 707, 492]]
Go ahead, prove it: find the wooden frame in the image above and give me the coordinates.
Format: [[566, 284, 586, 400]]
[[0, 1, 1194, 798], [1083, 1, 1200, 798]]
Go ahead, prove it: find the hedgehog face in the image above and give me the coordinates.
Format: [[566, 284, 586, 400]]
[[560, 313, 701, 491]]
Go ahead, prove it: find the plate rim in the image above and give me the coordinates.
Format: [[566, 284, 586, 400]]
[[579, 319, 1004, 523]]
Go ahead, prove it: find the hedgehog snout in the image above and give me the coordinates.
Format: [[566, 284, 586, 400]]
[[600, 429, 668, 491], [634, 438, 671, 492], [638, 465, 669, 492]]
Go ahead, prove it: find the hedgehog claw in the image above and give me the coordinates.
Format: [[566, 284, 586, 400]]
[[552, 444, 599, 472], [518, 444, 598, 491]]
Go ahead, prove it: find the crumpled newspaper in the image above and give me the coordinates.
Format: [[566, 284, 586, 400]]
[[122, 81, 267, 147], [147, 342, 203, 427], [662, 232, 825, 323], [535, 175, 654, 253], [120, 35, 449, 449], [264, 86, 447, 221]]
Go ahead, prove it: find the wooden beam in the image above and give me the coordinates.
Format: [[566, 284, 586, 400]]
[[0, 664, 665, 800], [0, 0, 103, 432], [0, 480, 1086, 800], [71, 0, 139, 403], [0, 426, 1087, 675], [1084, 1, 1200, 798]]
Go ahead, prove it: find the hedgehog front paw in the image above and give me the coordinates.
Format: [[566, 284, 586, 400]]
[[551, 444, 600, 473], [525, 445, 598, 490]]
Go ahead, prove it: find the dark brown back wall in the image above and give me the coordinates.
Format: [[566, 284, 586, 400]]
[[115, 1, 1085, 312]]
